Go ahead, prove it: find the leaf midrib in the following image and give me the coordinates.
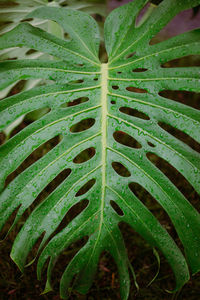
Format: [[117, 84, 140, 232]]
[[99, 63, 108, 229]]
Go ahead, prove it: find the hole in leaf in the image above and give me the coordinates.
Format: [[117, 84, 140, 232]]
[[93, 78, 98, 81], [0, 131, 6, 145], [110, 200, 124, 216], [26, 49, 37, 55], [70, 118, 95, 133], [95, 14, 104, 22], [30, 168, 72, 211], [112, 85, 119, 90], [20, 18, 33, 22], [7, 80, 26, 97], [112, 162, 131, 177], [5, 135, 61, 187], [147, 141, 155, 147], [161, 55, 200, 68], [25, 107, 51, 122], [69, 79, 84, 85], [129, 182, 159, 209], [146, 152, 200, 212], [159, 90, 200, 110], [111, 100, 116, 104], [132, 68, 148, 72], [119, 107, 150, 120], [73, 147, 95, 164], [8, 107, 51, 139], [26, 231, 46, 264], [126, 86, 147, 93], [54, 199, 89, 236], [64, 32, 70, 40], [158, 122, 200, 152], [0, 21, 13, 26], [60, 97, 89, 108], [113, 131, 142, 149], [75, 179, 96, 197], [117, 71, 122, 74], [125, 52, 136, 59], [6, 57, 17, 61]]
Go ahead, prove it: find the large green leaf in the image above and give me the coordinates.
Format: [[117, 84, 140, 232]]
[[0, 0, 106, 136], [0, 1, 200, 299]]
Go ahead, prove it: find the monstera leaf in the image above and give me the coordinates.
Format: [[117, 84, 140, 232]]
[[0, 0, 200, 299], [0, 0, 106, 137]]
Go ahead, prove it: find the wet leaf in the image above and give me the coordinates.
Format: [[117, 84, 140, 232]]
[[0, 1, 200, 299]]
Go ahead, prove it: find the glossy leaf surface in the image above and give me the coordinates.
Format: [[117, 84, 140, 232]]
[[0, 1, 200, 299]]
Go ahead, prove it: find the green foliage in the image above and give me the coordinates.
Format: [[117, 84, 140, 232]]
[[0, 0, 200, 299], [0, 0, 106, 136]]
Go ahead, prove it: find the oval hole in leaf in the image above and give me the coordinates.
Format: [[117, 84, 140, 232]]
[[159, 90, 200, 110], [75, 179, 96, 197], [76, 63, 84, 67], [161, 55, 200, 68], [20, 18, 33, 22], [119, 107, 150, 120], [158, 122, 200, 152], [125, 51, 136, 59], [69, 79, 84, 85], [8, 106, 51, 139], [111, 100, 116, 104], [64, 32, 71, 40], [112, 162, 131, 177], [110, 200, 124, 216], [55, 199, 89, 235], [60, 97, 89, 108], [147, 141, 155, 147], [112, 85, 119, 90], [73, 147, 96, 164], [113, 131, 142, 149], [146, 152, 200, 212], [25, 107, 51, 121], [26, 49, 37, 55], [132, 68, 148, 72], [70, 118, 95, 133], [126, 86, 147, 93], [7, 80, 26, 97]]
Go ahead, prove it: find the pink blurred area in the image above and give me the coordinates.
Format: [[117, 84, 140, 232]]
[[109, 0, 200, 39]]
